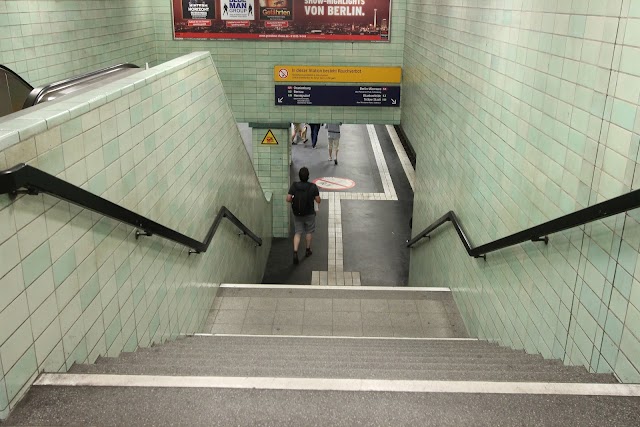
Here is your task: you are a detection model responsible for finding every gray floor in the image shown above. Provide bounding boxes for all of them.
[290,124,384,193]
[343,200,412,286]
[204,287,468,338]
[262,124,414,286]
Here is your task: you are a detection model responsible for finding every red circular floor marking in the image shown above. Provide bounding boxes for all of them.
[312,177,356,191]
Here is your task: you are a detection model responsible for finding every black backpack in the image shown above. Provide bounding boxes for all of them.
[292,182,312,216]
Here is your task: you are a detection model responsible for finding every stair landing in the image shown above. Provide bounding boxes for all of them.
[204,284,468,338]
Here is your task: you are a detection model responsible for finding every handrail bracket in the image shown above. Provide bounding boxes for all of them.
[136,230,153,239]
[531,236,549,245]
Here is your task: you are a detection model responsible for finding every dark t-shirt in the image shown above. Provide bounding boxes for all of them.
[288,181,319,216]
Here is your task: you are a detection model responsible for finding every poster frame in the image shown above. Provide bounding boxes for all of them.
[171,0,393,42]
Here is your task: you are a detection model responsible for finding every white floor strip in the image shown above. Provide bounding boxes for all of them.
[34,374,640,397]
[199,334,476,341]
[367,124,398,200]
[386,124,415,191]
[220,284,451,291]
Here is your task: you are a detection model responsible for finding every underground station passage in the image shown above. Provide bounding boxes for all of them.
[0,0,640,425]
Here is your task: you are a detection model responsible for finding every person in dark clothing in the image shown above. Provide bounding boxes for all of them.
[309,123,321,149]
[286,167,321,264]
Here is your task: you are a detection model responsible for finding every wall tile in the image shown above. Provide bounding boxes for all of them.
[0,52,273,419]
[405,0,640,382]
[0,1,157,89]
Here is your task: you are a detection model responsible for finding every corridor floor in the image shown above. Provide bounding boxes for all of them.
[262,124,415,286]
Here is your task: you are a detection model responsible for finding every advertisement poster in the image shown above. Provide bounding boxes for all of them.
[172,0,391,41]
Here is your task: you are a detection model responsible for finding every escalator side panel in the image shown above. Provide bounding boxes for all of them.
[0,65,33,117]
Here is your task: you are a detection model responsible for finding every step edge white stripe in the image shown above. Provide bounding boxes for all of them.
[219,284,451,292]
[193,333,477,341]
[33,374,640,397]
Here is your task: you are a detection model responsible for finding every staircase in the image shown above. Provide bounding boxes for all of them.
[3,285,640,426]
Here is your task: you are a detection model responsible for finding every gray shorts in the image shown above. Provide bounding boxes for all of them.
[294,214,316,235]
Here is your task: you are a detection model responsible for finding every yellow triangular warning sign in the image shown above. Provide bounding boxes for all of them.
[261,129,278,145]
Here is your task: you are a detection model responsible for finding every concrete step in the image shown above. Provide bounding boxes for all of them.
[216,285,456,302]
[132,348,556,365]
[113,348,557,366]
[6,385,637,426]
[67,363,617,383]
[92,356,589,376]
[165,336,499,348]
[146,341,536,355]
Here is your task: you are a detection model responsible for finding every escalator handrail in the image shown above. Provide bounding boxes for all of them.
[407,189,640,259]
[0,163,262,253]
[23,63,139,108]
[0,64,34,91]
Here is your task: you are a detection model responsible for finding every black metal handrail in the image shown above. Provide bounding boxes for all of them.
[23,63,139,108]
[407,189,640,259]
[0,163,262,253]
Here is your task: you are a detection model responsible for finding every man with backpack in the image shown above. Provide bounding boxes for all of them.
[286,167,321,265]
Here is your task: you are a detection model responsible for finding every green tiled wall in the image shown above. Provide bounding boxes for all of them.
[0,52,272,418]
[0,0,157,87]
[252,127,290,237]
[404,0,640,382]
[151,0,404,124]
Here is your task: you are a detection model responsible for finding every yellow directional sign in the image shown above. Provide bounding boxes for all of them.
[261,129,278,145]
[274,65,402,83]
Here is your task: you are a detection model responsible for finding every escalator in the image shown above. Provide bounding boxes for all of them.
[0,63,141,118]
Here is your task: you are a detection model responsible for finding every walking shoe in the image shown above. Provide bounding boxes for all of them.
[312,145,317,149]
[335,159,338,165]
[328,157,332,161]
[303,139,308,143]
[292,141,298,145]
[293,251,299,265]
[306,248,312,257]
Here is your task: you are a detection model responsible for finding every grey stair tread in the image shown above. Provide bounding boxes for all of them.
[165,336,504,347]
[95,358,561,372]
[101,352,557,366]
[158,343,541,356]
[217,287,457,301]
[130,350,555,364]
[67,363,616,383]
[6,386,637,426]
[91,359,596,378]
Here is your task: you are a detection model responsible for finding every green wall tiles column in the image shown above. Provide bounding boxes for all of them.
[0,52,273,417]
[403,0,640,382]
[252,127,290,237]
[150,0,405,125]
[0,1,158,87]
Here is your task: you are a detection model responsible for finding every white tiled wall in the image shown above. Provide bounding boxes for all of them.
[0,52,272,418]
[0,0,157,87]
[404,0,640,383]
